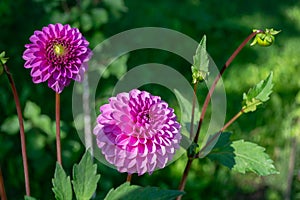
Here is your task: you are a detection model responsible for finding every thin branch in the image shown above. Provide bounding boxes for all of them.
[0,167,7,200]
[193,30,263,144]
[196,110,243,158]
[2,63,30,196]
[126,174,132,183]
[83,74,93,155]
[285,137,297,200]
[189,83,198,139]
[56,93,62,165]
[177,30,263,194]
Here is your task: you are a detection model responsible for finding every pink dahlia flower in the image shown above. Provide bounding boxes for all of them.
[22,23,91,93]
[93,89,181,175]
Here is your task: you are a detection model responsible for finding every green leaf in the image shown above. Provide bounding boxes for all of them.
[80,13,93,32]
[174,89,200,149]
[91,8,108,28]
[207,132,235,168]
[103,0,127,14]
[72,151,100,200]
[242,72,273,113]
[1,115,31,135]
[207,137,279,176]
[105,54,128,79]
[1,116,21,135]
[24,196,38,200]
[104,182,184,200]
[191,35,209,83]
[24,101,41,119]
[207,134,278,175]
[232,140,278,175]
[52,163,72,200]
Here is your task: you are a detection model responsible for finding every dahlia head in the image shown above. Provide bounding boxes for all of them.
[22,23,91,93]
[93,89,182,175]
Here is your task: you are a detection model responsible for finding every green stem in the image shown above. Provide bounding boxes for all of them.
[56,93,62,165]
[189,83,199,139]
[2,63,30,196]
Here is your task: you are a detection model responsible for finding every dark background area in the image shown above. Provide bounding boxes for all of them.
[0,0,300,199]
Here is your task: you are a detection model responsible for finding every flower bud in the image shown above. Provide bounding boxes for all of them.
[250,28,281,47]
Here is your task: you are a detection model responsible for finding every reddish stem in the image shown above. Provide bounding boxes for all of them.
[0,167,7,200]
[3,63,30,196]
[194,30,262,144]
[126,174,132,183]
[177,30,263,195]
[56,93,62,165]
[196,110,243,158]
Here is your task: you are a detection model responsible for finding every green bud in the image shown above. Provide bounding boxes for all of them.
[192,66,209,84]
[0,51,9,65]
[250,28,281,47]
[0,51,8,76]
[187,142,200,158]
[191,35,210,84]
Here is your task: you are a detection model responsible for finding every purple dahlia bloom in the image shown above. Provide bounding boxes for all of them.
[22,23,91,93]
[93,89,182,175]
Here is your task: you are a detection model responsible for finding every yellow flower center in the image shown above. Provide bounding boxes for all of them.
[53,43,66,56]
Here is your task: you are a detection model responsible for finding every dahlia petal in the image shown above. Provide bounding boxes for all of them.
[23,49,34,60]
[157,155,168,167]
[157,145,166,155]
[115,135,129,145]
[137,143,148,156]
[146,140,156,153]
[30,67,42,77]
[32,76,43,83]
[24,60,33,69]
[128,136,139,146]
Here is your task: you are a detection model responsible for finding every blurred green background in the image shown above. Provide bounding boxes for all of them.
[1,0,300,199]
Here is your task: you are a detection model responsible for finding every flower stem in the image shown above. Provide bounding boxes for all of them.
[126,174,132,183]
[220,110,243,132]
[2,63,30,196]
[193,30,263,145]
[0,167,7,200]
[177,158,192,192]
[55,93,62,165]
[177,30,263,195]
[190,83,199,139]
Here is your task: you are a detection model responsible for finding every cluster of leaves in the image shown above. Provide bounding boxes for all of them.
[26,151,183,200]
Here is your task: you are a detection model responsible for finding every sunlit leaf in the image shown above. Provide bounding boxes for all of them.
[232,140,279,175]
[52,163,72,200]
[191,35,209,83]
[24,196,38,200]
[104,182,184,200]
[72,151,100,200]
[207,134,278,175]
[24,101,41,119]
[242,72,273,113]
